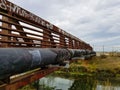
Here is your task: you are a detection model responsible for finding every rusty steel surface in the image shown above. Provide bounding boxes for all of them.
[0,0,92,50]
[0,67,59,90]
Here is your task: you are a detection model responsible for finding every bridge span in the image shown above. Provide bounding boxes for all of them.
[0,0,95,89]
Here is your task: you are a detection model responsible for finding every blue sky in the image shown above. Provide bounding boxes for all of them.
[9,0,120,52]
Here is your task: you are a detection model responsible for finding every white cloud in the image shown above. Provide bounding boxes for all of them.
[90,36,120,43]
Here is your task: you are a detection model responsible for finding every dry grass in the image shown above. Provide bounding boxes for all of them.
[89,56,120,70]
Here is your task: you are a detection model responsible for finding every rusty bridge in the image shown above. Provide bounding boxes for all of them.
[0,0,94,90]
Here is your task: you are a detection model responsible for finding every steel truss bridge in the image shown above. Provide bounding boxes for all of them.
[0,0,94,90]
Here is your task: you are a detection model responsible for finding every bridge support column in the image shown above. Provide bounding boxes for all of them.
[60,35,66,48]
[1,16,11,47]
[42,29,56,48]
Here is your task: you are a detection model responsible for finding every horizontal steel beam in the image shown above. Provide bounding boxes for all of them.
[0,0,81,41]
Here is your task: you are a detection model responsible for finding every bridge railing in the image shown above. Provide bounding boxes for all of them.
[0,0,92,50]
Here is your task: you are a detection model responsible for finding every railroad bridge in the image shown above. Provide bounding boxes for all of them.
[0,0,95,90]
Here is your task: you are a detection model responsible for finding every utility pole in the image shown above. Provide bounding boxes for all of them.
[112,47,114,56]
[103,45,104,55]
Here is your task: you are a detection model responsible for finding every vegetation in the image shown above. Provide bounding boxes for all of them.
[54,55,120,78]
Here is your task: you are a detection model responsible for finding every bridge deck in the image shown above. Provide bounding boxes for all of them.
[0,67,59,90]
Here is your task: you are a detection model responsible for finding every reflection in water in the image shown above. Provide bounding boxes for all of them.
[69,77,97,90]
[39,77,74,90]
[69,77,120,90]
[39,76,120,90]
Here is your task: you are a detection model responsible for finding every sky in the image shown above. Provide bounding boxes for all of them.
[9,0,120,52]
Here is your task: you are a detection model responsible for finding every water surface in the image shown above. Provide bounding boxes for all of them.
[39,76,120,90]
